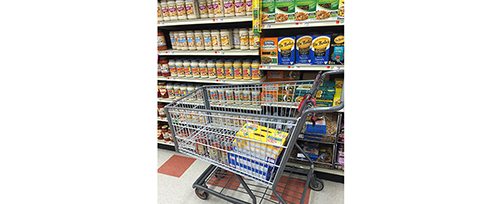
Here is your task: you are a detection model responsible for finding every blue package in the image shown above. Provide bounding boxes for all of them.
[310,34,331,65]
[278,36,295,65]
[295,35,313,64]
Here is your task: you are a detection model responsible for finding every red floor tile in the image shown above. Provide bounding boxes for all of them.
[158,155,196,178]
[207,171,241,190]
[270,175,311,204]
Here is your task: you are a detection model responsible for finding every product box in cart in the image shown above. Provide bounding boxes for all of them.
[228,123,289,181]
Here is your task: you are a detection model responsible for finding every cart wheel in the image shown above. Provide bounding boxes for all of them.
[195,188,209,200]
[309,177,324,191]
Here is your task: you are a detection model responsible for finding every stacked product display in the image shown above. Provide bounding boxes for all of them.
[262,0,343,23]
[260,32,344,65]
[158,58,261,80]
[158,0,253,23]
[166,28,259,51]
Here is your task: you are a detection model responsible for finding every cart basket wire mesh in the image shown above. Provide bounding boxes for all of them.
[165,70,344,191]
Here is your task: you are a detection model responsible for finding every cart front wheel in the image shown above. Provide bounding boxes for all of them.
[195,188,209,200]
[309,177,324,191]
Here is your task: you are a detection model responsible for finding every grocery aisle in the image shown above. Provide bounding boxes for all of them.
[158,149,344,204]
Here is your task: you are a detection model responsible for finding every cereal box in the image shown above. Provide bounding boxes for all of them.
[277,36,295,65]
[275,0,295,23]
[295,35,313,64]
[261,0,276,23]
[329,32,344,65]
[260,37,278,65]
[295,0,317,21]
[315,0,338,20]
[310,34,331,64]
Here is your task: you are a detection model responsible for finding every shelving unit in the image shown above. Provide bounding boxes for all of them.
[158,16,252,27]
[157,1,344,181]
[260,64,344,71]
[159,49,259,56]
[158,77,261,84]
[262,19,344,29]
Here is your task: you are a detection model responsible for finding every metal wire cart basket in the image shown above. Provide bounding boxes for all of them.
[165,70,344,204]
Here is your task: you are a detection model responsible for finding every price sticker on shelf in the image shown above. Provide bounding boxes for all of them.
[326,66,332,69]
[288,65,292,69]
[214,18,224,22]
[165,50,173,54]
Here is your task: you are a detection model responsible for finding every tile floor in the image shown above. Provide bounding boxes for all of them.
[158,149,344,204]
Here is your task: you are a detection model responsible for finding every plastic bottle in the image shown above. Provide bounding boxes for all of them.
[168,60,177,77]
[207,0,215,18]
[212,0,224,17]
[183,60,192,77]
[224,60,234,79]
[251,60,260,80]
[185,0,198,19]
[199,60,208,78]
[239,28,249,50]
[207,60,216,78]
[245,0,252,16]
[167,0,178,20]
[220,29,232,50]
[158,31,167,51]
[223,0,235,17]
[169,32,177,50]
[186,30,196,50]
[175,60,185,77]
[248,28,256,49]
[159,1,166,23]
[202,30,212,50]
[234,0,245,16]
[216,60,225,79]
[210,29,221,50]
[251,89,260,104]
[194,30,204,50]
[191,60,200,78]
[232,28,240,49]
[242,60,251,80]
[160,58,170,77]
[172,31,180,50]
[177,31,188,50]
[198,0,209,18]
[166,83,174,98]
[233,60,243,79]
[180,84,188,97]
[176,0,187,20]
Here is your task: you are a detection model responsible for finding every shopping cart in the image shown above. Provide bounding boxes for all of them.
[164,70,344,204]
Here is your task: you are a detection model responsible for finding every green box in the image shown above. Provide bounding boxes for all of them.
[316,0,338,20]
[295,0,317,21]
[275,0,295,22]
[262,0,276,22]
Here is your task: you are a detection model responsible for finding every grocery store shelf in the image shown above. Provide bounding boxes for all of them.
[286,162,344,176]
[158,118,168,122]
[262,19,344,29]
[157,139,174,146]
[158,16,252,27]
[259,64,344,71]
[158,98,174,103]
[298,136,336,145]
[158,77,261,84]
[158,49,259,56]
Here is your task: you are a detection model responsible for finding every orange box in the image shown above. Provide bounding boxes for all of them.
[260,37,278,65]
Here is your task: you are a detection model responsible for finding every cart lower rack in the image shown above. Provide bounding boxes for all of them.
[165,70,344,203]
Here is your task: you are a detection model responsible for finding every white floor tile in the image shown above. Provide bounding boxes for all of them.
[158,149,344,204]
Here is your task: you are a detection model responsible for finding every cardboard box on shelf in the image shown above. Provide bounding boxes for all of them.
[295,0,317,21]
[311,34,331,64]
[260,37,279,65]
[278,36,296,65]
[275,0,295,22]
[315,0,339,20]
